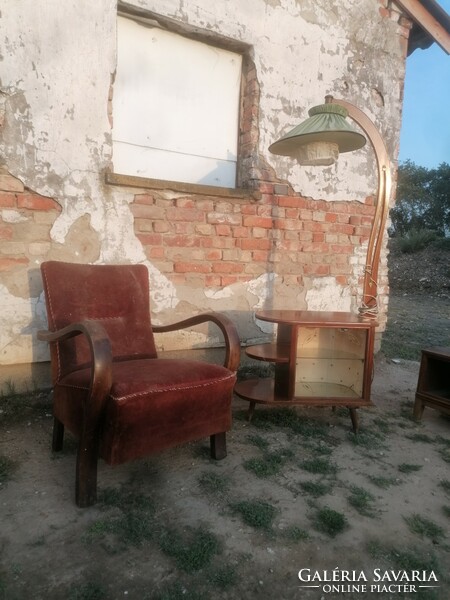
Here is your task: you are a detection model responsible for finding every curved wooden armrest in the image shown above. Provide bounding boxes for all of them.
[38,320,113,419]
[152,312,241,372]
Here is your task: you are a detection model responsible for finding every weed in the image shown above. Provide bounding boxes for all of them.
[208,564,238,589]
[69,582,106,600]
[405,432,434,443]
[404,514,445,542]
[300,480,332,498]
[436,435,450,448]
[300,457,337,475]
[283,525,309,542]
[244,453,283,478]
[0,389,52,425]
[249,408,330,440]
[85,487,156,548]
[372,417,392,434]
[230,499,277,530]
[313,507,347,538]
[198,471,230,495]
[367,539,441,576]
[347,430,384,451]
[439,480,450,494]
[246,433,269,450]
[438,446,450,463]
[155,582,205,600]
[348,486,377,517]
[368,475,400,489]
[0,456,16,485]
[159,527,220,573]
[244,448,293,478]
[398,463,422,473]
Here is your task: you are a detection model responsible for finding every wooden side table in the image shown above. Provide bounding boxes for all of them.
[234,310,377,431]
[414,347,450,420]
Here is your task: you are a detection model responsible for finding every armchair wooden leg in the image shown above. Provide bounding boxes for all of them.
[75,441,99,507]
[210,432,227,460]
[52,417,64,451]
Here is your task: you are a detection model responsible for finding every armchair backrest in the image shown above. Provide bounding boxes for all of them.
[41,261,157,381]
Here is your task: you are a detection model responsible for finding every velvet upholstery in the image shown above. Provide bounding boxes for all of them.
[39,261,240,506]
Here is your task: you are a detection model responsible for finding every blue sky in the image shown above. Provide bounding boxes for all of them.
[399,0,450,168]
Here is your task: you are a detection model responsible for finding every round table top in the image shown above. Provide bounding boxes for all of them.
[255,310,378,327]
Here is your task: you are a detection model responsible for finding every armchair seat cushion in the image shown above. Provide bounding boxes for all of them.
[55,359,236,465]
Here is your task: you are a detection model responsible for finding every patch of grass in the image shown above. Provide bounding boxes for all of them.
[438,446,450,464]
[198,471,230,495]
[367,539,441,576]
[249,408,330,440]
[159,527,220,573]
[155,582,205,600]
[85,487,156,548]
[368,475,400,489]
[313,507,348,538]
[405,432,435,443]
[0,389,52,425]
[246,433,269,450]
[300,480,332,498]
[283,525,309,542]
[244,448,293,478]
[347,430,384,451]
[439,480,450,494]
[300,457,337,476]
[398,463,423,474]
[372,417,392,434]
[230,499,277,530]
[436,435,450,448]
[348,486,377,517]
[404,514,445,542]
[208,564,238,589]
[0,456,16,485]
[69,582,106,600]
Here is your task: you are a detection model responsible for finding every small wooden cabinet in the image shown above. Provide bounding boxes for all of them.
[414,347,450,420]
[234,310,377,431]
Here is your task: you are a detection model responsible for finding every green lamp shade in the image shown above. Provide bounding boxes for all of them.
[269,103,366,161]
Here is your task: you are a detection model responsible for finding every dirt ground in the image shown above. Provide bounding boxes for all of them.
[1,244,449,600]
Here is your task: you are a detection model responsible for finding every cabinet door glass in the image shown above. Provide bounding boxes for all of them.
[294,327,367,399]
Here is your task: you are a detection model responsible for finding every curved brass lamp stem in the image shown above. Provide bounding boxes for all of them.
[329,96,392,319]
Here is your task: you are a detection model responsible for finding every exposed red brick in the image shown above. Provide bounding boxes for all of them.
[215,224,232,236]
[174,262,211,274]
[0,257,29,271]
[0,193,16,208]
[133,194,154,205]
[0,225,14,240]
[212,262,244,274]
[16,193,60,211]
[136,233,163,246]
[240,238,271,250]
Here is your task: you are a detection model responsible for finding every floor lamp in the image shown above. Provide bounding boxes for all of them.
[269,95,392,319]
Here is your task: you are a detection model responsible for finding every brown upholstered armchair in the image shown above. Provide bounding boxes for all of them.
[38,261,240,507]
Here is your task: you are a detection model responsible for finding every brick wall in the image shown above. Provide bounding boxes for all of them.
[0,174,60,278]
[131,186,378,304]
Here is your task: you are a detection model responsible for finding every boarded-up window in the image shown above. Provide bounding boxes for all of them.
[113,16,243,188]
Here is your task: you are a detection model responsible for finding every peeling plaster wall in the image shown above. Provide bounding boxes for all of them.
[0,0,407,365]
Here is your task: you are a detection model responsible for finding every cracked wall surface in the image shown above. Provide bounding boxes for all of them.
[0,0,408,365]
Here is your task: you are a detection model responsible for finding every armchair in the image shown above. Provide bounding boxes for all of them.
[38,261,240,507]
